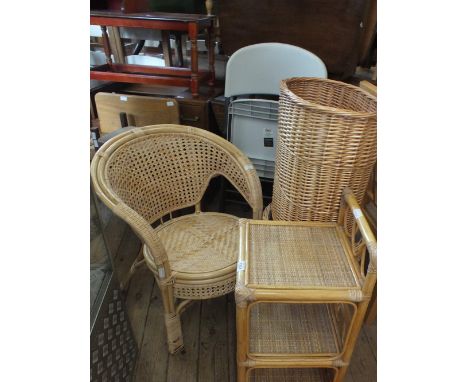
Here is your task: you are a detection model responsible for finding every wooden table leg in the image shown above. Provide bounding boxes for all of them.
[175,32,184,67]
[161,30,173,67]
[188,23,199,97]
[108,27,125,64]
[100,25,113,66]
[206,25,215,86]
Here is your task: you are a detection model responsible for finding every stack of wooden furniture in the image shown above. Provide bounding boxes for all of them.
[235,189,377,382]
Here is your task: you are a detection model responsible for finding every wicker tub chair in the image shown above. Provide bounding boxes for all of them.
[90,124,263,354]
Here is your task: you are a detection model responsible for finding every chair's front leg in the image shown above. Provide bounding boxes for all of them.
[158,277,184,354]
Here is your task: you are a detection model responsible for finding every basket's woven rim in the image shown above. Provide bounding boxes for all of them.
[280,77,377,117]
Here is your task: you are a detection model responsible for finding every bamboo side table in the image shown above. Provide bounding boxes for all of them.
[90,11,216,97]
[235,189,377,382]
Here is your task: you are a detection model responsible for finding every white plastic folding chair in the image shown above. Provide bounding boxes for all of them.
[224,43,327,178]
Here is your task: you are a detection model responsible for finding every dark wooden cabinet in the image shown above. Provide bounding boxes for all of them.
[215,0,374,78]
[91,0,151,13]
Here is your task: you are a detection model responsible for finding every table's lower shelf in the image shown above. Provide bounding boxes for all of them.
[249,367,335,382]
[249,303,354,358]
[90,63,213,96]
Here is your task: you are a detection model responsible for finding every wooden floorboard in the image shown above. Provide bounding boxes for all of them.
[126,274,377,382]
[226,293,237,382]
[103,213,127,260]
[346,323,377,382]
[126,268,155,347]
[198,296,229,382]
[166,301,201,382]
[132,281,169,382]
[113,226,141,288]
[364,323,377,360]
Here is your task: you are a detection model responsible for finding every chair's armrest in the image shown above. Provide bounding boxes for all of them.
[342,188,377,253]
[341,188,377,290]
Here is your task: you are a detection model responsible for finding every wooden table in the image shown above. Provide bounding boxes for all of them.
[90,11,216,97]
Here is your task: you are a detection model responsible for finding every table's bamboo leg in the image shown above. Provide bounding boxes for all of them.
[236,304,248,382]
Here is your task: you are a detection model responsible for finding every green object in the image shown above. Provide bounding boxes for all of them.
[149,0,205,14]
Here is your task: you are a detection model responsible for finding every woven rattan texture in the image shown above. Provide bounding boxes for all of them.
[156,213,239,274]
[174,276,237,299]
[249,368,334,382]
[272,77,377,222]
[106,132,254,224]
[249,303,339,354]
[248,224,358,288]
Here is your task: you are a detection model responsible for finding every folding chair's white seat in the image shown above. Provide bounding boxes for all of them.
[225,43,327,97]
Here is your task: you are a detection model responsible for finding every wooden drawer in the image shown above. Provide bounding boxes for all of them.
[178,100,208,130]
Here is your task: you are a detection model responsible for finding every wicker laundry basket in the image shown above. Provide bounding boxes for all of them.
[271,77,377,223]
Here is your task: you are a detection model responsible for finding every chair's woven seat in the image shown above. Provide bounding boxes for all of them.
[248,224,360,289]
[144,212,239,279]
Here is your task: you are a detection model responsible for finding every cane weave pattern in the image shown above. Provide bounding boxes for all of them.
[105,132,255,224]
[248,224,358,288]
[272,77,377,223]
[174,276,237,299]
[249,303,339,355]
[156,213,239,274]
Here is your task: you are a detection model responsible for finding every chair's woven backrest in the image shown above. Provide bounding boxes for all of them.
[98,125,262,224]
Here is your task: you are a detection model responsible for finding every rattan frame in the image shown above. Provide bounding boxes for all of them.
[91,124,263,354]
[235,189,377,382]
[246,366,338,382]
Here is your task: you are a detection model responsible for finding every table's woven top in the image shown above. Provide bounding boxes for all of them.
[245,222,359,289]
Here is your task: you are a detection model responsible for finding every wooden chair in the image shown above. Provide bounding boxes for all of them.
[90,124,263,354]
